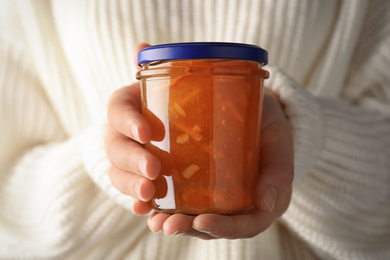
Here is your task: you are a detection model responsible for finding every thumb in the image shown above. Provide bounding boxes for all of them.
[256,92,294,212]
[134,43,151,71]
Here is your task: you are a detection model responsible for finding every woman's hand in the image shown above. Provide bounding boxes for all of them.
[105,43,294,239]
[105,43,160,215]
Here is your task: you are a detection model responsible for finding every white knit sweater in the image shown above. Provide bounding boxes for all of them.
[1,0,389,259]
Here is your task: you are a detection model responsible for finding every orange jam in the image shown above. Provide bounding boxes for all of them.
[136,43,269,214]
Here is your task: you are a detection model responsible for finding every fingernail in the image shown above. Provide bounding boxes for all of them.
[139,159,160,180]
[131,124,139,141]
[138,159,147,176]
[134,181,142,199]
[263,186,278,212]
[172,230,185,236]
[192,226,214,234]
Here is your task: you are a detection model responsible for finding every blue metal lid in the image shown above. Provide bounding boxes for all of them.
[137,42,268,65]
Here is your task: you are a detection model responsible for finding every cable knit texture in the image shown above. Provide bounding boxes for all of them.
[1,0,389,259]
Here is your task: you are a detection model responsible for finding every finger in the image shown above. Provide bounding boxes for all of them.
[161,214,195,235]
[132,199,153,216]
[147,212,170,232]
[107,84,152,144]
[192,212,273,239]
[163,214,215,239]
[148,213,215,240]
[105,124,160,179]
[134,43,150,71]
[108,165,155,202]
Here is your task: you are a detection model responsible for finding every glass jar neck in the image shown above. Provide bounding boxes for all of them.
[136,59,269,80]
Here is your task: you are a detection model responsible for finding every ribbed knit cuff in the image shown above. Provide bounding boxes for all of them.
[268,68,390,259]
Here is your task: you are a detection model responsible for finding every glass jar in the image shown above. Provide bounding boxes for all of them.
[136,42,269,215]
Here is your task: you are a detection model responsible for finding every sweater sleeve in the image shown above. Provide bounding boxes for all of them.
[0,7,137,259]
[266,66,390,259]
[267,2,390,258]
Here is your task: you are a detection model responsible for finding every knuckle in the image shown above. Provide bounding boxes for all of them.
[123,151,137,172]
[107,89,122,116]
[125,179,135,196]
[104,140,117,165]
[281,166,294,186]
[107,166,117,185]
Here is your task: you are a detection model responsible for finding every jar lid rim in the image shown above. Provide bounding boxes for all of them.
[137,42,268,66]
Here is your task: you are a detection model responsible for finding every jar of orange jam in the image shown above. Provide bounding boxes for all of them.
[136,42,269,215]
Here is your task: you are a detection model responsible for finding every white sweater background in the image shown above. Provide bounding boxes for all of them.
[1,0,390,259]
